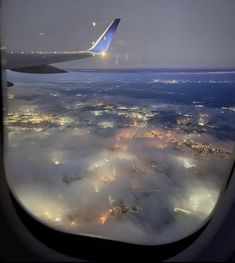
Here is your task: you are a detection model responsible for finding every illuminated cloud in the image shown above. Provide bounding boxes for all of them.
[4,70,235,244]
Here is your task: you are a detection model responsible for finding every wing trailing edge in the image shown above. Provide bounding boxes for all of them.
[11,65,67,74]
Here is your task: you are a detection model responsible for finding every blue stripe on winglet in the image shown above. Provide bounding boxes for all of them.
[89,19,121,53]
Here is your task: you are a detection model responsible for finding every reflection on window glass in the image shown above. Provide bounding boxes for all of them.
[3,0,235,245]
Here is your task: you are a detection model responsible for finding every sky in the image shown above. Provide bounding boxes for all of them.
[2,0,235,69]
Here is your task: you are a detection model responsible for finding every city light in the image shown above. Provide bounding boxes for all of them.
[5,68,234,245]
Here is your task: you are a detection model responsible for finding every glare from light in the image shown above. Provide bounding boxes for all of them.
[198,122,205,126]
[99,211,110,224]
[176,156,196,169]
[54,160,60,165]
[174,207,192,215]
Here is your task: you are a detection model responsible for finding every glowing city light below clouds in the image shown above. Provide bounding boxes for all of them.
[176,156,196,169]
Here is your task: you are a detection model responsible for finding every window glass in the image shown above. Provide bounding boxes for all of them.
[3,0,235,245]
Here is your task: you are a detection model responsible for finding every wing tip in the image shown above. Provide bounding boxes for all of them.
[89,18,121,53]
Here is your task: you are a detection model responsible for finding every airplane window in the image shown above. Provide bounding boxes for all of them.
[2,0,235,245]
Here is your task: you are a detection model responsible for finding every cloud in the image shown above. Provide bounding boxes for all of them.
[4,70,235,245]
[5,123,232,244]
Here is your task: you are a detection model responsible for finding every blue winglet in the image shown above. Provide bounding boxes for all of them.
[89,19,121,53]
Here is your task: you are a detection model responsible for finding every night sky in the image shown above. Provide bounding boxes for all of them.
[2,0,235,68]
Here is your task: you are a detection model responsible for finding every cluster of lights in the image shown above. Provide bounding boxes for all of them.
[6,111,74,128]
[7,50,90,55]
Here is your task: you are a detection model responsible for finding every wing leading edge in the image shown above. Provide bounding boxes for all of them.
[6,19,121,73]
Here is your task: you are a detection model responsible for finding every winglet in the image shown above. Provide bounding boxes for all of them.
[88,19,121,53]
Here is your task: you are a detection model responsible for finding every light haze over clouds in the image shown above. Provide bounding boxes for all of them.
[5,70,234,244]
[2,0,235,68]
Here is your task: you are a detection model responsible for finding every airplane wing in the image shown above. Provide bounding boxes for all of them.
[5,19,120,74]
